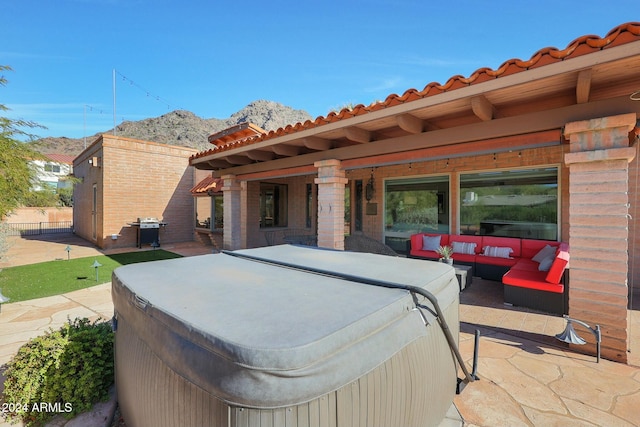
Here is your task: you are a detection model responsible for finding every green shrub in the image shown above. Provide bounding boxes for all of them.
[1,317,114,426]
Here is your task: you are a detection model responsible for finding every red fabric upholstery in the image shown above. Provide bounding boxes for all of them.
[409,233,570,304]
[502,268,564,293]
[409,233,449,259]
[448,235,482,263]
[480,236,522,258]
[545,243,569,284]
[521,239,560,259]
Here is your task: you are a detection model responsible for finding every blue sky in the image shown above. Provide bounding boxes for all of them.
[2,0,637,140]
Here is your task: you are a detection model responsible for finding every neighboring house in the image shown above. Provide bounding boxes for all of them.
[73,134,198,250]
[190,22,640,363]
[31,153,75,191]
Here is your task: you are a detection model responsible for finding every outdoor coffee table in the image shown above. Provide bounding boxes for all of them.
[453,264,473,291]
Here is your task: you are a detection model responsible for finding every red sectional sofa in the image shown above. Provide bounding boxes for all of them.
[409,233,569,314]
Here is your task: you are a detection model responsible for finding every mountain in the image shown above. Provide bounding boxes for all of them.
[28,100,313,156]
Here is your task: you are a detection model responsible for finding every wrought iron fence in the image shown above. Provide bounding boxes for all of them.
[4,221,73,236]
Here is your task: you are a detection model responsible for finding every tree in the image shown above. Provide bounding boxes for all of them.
[0,65,45,219]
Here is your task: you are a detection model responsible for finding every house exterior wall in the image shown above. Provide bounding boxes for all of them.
[236,134,571,254]
[243,175,316,249]
[73,141,104,245]
[337,141,570,245]
[73,135,197,250]
[30,159,73,191]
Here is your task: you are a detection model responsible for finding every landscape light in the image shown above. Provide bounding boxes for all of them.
[556,315,601,363]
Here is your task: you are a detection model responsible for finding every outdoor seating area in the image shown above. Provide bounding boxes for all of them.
[409,233,570,314]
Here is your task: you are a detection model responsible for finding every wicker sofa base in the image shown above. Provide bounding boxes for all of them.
[504,284,567,315]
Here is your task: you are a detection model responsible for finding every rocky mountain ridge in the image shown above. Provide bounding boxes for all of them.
[29,100,313,156]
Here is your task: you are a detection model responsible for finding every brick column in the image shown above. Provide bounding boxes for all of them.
[314,159,348,250]
[222,174,242,250]
[564,113,637,363]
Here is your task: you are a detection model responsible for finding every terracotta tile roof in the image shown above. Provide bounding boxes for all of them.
[191,175,223,194]
[45,153,76,164]
[208,122,266,146]
[190,21,640,162]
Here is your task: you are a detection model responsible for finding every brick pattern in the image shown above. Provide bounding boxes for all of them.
[315,160,348,250]
[564,113,637,363]
[5,207,73,224]
[73,135,197,250]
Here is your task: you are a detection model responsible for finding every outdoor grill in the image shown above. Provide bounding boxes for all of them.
[129,217,166,248]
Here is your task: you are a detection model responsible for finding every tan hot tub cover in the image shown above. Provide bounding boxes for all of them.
[112,245,461,427]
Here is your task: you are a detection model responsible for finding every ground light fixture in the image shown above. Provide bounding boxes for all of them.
[0,289,9,313]
[65,245,72,260]
[91,259,102,282]
[556,315,601,363]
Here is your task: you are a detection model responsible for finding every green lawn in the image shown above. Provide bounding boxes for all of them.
[0,250,183,303]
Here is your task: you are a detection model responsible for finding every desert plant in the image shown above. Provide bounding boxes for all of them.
[1,317,114,426]
[436,245,453,260]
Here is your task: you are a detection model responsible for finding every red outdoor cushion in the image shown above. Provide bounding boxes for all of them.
[545,244,569,284]
[521,239,560,259]
[481,236,522,258]
[502,268,564,293]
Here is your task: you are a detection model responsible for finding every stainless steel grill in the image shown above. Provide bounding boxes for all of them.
[130,218,166,248]
[138,217,161,229]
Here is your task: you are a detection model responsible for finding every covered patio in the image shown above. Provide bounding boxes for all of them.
[190,22,640,363]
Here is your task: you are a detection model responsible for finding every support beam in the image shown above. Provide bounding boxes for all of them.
[397,113,424,134]
[471,95,496,121]
[225,155,254,165]
[303,136,333,151]
[271,144,301,157]
[246,150,275,161]
[344,126,372,143]
[576,69,592,104]
[205,159,232,169]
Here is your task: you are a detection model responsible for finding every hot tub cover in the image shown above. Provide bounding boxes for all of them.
[112,245,458,408]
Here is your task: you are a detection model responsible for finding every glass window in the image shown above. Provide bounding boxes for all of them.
[460,167,558,240]
[306,184,313,228]
[385,176,450,235]
[212,195,223,230]
[44,163,61,173]
[344,185,351,235]
[195,195,223,231]
[260,183,288,228]
[354,180,363,232]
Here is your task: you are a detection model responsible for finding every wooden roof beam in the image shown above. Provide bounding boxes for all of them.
[471,95,496,121]
[271,144,301,157]
[396,113,424,133]
[576,68,592,104]
[225,155,254,165]
[246,150,275,161]
[205,159,232,169]
[344,126,372,143]
[303,136,333,151]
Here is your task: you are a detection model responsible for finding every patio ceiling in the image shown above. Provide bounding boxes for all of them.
[190,22,640,177]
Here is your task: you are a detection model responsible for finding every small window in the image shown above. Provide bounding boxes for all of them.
[44,163,61,173]
[260,183,288,228]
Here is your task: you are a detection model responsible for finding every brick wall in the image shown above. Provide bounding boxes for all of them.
[564,113,637,363]
[4,207,73,224]
[73,135,197,250]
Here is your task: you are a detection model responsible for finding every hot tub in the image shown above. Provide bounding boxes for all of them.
[112,245,463,427]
